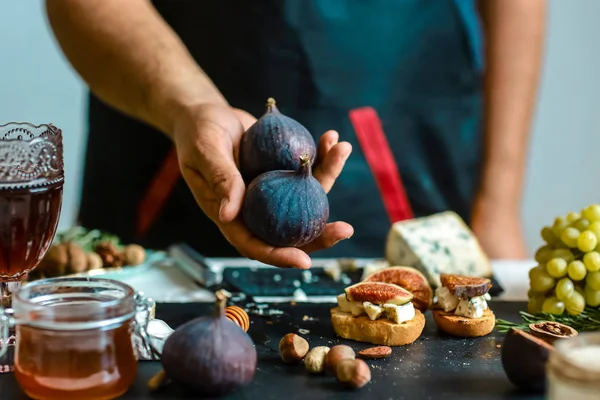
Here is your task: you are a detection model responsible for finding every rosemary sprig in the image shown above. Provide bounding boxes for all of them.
[55,226,123,252]
[496,307,600,333]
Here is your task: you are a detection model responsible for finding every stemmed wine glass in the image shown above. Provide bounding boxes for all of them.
[0,122,64,372]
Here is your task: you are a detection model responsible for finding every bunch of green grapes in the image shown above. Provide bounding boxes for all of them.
[529,203,600,316]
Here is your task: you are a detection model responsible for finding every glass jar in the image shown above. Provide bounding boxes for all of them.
[547,332,600,400]
[0,277,155,400]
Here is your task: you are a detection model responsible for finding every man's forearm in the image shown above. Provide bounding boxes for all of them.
[45,0,226,136]
[476,0,547,210]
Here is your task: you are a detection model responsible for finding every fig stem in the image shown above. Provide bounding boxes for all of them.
[265,97,279,113]
[298,154,311,177]
[214,289,229,317]
[148,369,169,391]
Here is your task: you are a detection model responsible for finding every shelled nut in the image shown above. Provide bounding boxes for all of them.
[336,358,371,389]
[279,333,309,363]
[304,346,330,374]
[324,345,355,375]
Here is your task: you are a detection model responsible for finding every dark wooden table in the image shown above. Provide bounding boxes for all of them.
[0,301,544,399]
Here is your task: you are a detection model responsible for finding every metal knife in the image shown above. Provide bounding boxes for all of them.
[167,243,220,288]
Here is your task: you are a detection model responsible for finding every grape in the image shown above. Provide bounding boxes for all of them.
[585,285,600,307]
[583,252,600,272]
[535,246,554,263]
[578,230,598,252]
[567,212,581,223]
[542,297,565,315]
[567,260,587,281]
[561,227,580,248]
[529,265,547,279]
[556,277,575,301]
[541,227,559,246]
[555,241,569,249]
[583,204,600,222]
[552,248,575,263]
[546,258,567,278]
[588,222,600,240]
[587,271,600,291]
[573,218,591,232]
[530,270,556,292]
[552,217,569,237]
[575,285,585,296]
[528,296,544,314]
[565,291,585,316]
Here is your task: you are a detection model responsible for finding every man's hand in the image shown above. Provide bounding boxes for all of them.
[172,103,354,269]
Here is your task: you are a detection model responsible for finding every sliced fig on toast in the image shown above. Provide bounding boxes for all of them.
[363,266,433,311]
[344,282,413,305]
[440,273,492,299]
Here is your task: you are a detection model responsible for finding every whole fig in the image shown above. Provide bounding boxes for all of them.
[239,97,317,183]
[242,154,329,247]
[160,291,257,396]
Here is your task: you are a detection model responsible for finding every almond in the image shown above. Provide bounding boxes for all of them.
[357,346,392,359]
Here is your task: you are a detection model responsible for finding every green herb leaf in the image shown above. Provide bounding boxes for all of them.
[496,307,600,333]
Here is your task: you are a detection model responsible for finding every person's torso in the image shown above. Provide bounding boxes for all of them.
[80,0,485,258]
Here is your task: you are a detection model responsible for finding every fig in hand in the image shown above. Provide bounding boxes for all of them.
[239,97,317,183]
[159,290,257,396]
[242,153,329,248]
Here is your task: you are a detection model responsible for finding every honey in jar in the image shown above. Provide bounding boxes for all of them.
[8,277,146,400]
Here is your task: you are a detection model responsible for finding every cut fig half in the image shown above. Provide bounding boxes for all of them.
[344,282,413,305]
[440,273,492,299]
[363,266,433,311]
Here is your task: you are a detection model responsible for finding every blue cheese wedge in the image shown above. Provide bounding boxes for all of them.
[363,302,384,320]
[350,302,365,316]
[382,303,416,324]
[434,286,490,319]
[454,296,488,319]
[385,211,492,287]
[336,294,415,324]
[337,293,352,313]
[435,287,459,312]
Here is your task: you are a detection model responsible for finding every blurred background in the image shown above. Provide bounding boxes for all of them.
[0,1,598,256]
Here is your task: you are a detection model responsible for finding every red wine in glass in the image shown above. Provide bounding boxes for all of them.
[0,182,63,280]
[0,122,64,373]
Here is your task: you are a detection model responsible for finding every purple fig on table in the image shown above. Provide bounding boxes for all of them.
[159,291,257,396]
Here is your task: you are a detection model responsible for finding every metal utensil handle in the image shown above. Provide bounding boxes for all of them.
[0,308,13,358]
[133,291,161,359]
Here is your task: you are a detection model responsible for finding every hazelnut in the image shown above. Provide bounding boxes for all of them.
[123,244,146,265]
[279,333,309,363]
[87,252,103,270]
[336,358,371,389]
[304,346,330,374]
[324,344,355,375]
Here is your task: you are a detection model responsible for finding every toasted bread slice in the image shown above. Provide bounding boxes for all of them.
[432,308,495,337]
[330,307,425,346]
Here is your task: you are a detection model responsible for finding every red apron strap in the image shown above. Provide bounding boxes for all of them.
[135,147,181,239]
[349,107,414,223]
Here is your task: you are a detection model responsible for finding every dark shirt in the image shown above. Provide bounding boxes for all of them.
[79,0,484,258]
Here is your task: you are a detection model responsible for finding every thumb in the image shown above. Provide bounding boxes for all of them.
[203,151,246,223]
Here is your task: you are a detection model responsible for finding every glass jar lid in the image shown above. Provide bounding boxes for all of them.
[12,277,137,331]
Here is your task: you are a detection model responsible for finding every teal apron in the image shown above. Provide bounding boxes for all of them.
[78,0,484,258]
